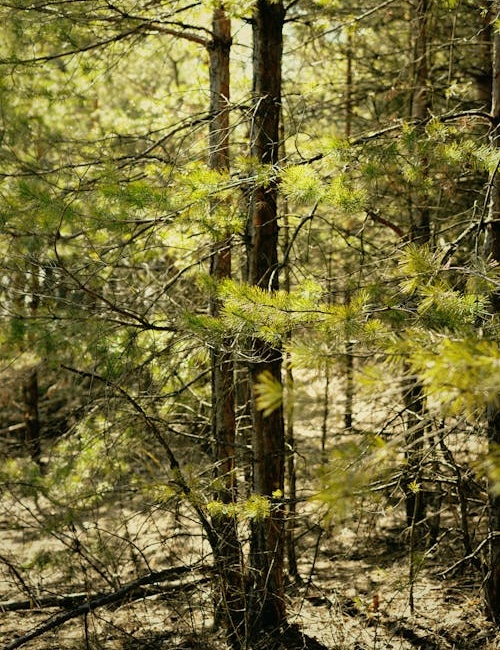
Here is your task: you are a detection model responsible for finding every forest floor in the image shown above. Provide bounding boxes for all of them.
[1,494,499,650]
[1,375,500,649]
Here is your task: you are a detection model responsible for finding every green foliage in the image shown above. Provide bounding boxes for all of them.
[398,245,439,296]
[0,457,44,498]
[145,482,179,504]
[281,164,324,204]
[46,424,130,506]
[255,370,283,416]
[244,493,272,520]
[100,179,172,213]
[207,0,260,19]
[470,144,500,174]
[0,1,499,640]
[313,435,396,519]
[207,493,273,521]
[416,283,486,331]
[215,279,322,344]
[207,499,239,519]
[171,163,244,237]
[395,244,489,332]
[0,419,135,536]
[408,338,500,415]
[212,279,389,360]
[8,318,27,345]
[378,243,496,417]
[281,162,366,213]
[324,174,366,212]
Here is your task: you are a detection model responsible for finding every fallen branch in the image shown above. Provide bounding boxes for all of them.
[0,563,201,613]
[440,531,500,578]
[1,564,208,650]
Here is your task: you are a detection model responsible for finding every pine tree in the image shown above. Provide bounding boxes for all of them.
[484,0,500,624]
[207,5,245,647]
[247,0,287,640]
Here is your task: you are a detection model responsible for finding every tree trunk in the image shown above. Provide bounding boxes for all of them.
[478,0,494,107]
[23,368,41,465]
[23,258,42,466]
[279,115,299,583]
[484,0,500,624]
[409,0,431,243]
[344,44,355,432]
[208,8,245,647]
[402,378,426,528]
[403,0,431,531]
[247,0,286,639]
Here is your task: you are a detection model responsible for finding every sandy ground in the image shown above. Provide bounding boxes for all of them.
[1,375,500,649]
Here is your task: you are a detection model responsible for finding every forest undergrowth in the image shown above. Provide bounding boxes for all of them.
[1,374,499,650]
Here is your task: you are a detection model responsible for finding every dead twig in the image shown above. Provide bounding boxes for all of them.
[1,564,207,650]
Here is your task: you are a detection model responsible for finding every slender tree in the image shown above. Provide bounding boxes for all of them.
[22,257,42,466]
[402,0,432,532]
[484,0,500,624]
[207,5,245,647]
[247,0,287,639]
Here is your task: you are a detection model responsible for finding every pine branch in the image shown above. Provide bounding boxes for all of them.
[367,210,405,239]
[60,365,218,552]
[53,237,178,333]
[274,202,319,280]
[0,5,212,66]
[298,109,496,166]
[440,532,500,578]
[0,23,150,65]
[146,21,209,47]
[0,554,40,608]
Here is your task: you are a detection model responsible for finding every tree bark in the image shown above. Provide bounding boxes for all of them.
[22,259,42,466]
[484,0,500,624]
[279,115,299,582]
[23,368,41,465]
[478,0,494,107]
[410,0,431,244]
[208,7,245,647]
[403,0,431,533]
[247,0,286,639]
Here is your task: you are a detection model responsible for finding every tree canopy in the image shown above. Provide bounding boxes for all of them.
[1,1,500,649]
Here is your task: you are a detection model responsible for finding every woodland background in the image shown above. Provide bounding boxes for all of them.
[1,1,500,649]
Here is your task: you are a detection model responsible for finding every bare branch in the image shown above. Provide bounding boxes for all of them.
[59,365,218,551]
[0,23,150,65]
[1,564,208,650]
